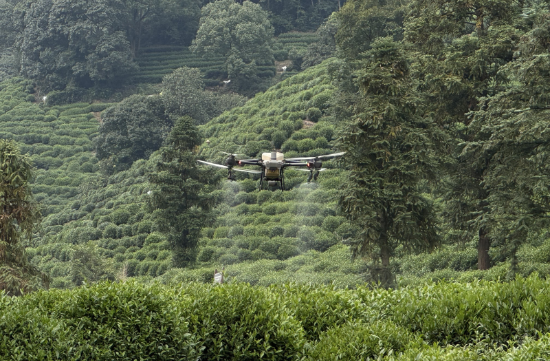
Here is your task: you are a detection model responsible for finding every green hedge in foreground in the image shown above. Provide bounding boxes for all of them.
[5,277,550,359]
[0,282,198,360]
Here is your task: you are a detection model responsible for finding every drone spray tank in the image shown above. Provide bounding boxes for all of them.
[262,151,285,188]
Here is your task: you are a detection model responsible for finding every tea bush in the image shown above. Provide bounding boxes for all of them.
[0,282,199,360]
[308,321,415,360]
[7,279,550,359]
[181,283,305,360]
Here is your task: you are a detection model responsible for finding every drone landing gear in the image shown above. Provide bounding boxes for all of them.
[307,170,320,183]
[227,168,236,181]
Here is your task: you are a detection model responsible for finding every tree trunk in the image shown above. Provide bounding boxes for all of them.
[475,7,484,35]
[380,235,390,267]
[478,227,491,270]
[374,213,394,288]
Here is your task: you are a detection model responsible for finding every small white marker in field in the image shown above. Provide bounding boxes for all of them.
[214,268,224,284]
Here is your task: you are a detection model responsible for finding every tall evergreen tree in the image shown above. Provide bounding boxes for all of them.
[339,38,440,287]
[0,140,47,296]
[465,2,550,273]
[404,0,524,269]
[148,116,219,267]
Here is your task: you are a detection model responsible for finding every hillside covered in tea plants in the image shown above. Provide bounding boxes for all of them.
[0,60,369,289]
[2,0,550,312]
[2,54,549,291]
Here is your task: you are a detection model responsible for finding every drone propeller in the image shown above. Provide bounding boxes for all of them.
[197,160,228,169]
[233,168,262,174]
[294,168,327,172]
[221,152,244,156]
[286,152,346,161]
[198,160,261,174]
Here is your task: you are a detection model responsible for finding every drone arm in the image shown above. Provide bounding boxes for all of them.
[238,160,260,166]
[283,162,309,167]
[197,160,228,169]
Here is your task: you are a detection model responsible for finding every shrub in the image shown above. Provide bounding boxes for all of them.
[256,190,272,204]
[198,247,216,262]
[272,131,287,148]
[322,216,343,232]
[284,224,300,238]
[218,253,239,265]
[308,321,415,361]
[0,282,199,360]
[237,249,253,261]
[213,226,230,239]
[256,226,271,237]
[309,232,338,252]
[103,224,119,239]
[201,227,215,238]
[234,191,256,205]
[144,232,166,246]
[282,139,298,152]
[306,107,322,122]
[277,244,300,260]
[111,209,131,225]
[259,239,281,255]
[182,283,305,361]
[278,284,369,341]
[77,227,102,242]
[137,220,153,234]
[263,203,278,215]
[228,225,244,238]
[235,238,250,249]
[270,226,285,238]
[157,250,171,261]
[251,249,276,260]
[243,226,256,237]
[297,227,315,244]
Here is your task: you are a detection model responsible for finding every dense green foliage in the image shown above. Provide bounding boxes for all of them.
[0,0,335,95]
[4,7,550,361]
[14,0,137,90]
[339,37,440,285]
[7,277,550,359]
[149,116,219,266]
[0,139,46,295]
[331,0,550,278]
[95,94,171,170]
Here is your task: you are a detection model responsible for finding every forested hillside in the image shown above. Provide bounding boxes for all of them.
[4,0,550,357]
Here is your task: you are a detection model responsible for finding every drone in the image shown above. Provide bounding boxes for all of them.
[197,151,345,190]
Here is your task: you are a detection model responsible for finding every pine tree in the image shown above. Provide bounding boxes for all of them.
[148,116,219,267]
[0,140,47,296]
[466,4,550,274]
[339,38,440,287]
[404,0,524,269]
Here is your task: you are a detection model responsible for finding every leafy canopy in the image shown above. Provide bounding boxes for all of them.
[148,116,220,267]
[0,139,46,296]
